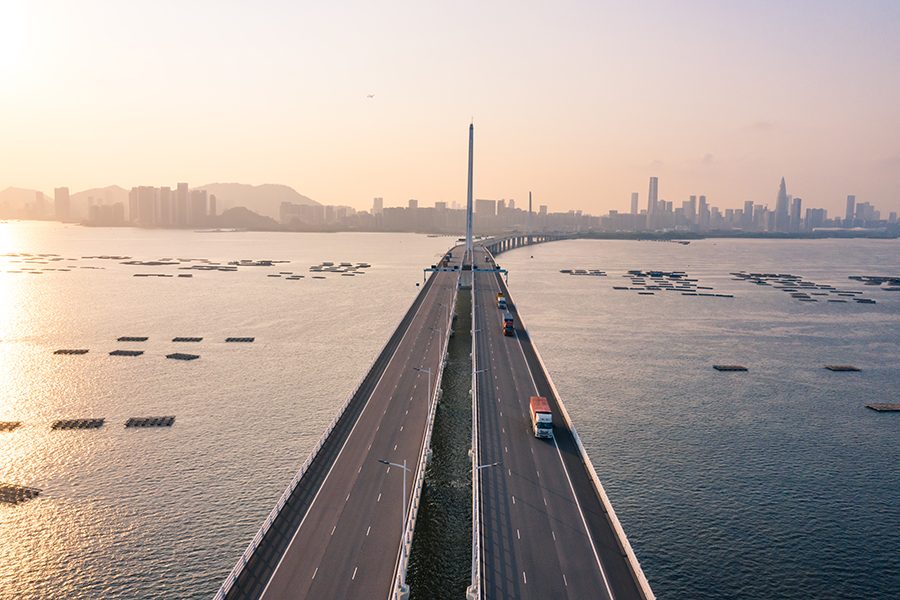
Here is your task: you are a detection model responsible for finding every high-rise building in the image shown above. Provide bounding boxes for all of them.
[686,195,697,226]
[372,197,383,215]
[630,192,639,215]
[497,199,506,215]
[508,199,516,211]
[743,201,754,227]
[647,177,658,215]
[475,199,496,216]
[790,197,802,231]
[54,187,70,221]
[135,186,158,226]
[775,177,790,232]
[175,183,189,226]
[209,194,217,217]
[698,195,709,230]
[845,195,856,226]
[434,201,447,211]
[158,187,173,226]
[408,199,418,210]
[189,189,208,226]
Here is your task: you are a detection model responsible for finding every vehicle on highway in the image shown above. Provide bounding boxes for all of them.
[496,292,507,309]
[502,310,514,336]
[529,396,553,438]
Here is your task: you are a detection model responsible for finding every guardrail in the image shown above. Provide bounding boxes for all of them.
[466,269,482,600]
[489,248,655,600]
[390,270,460,599]
[213,274,438,600]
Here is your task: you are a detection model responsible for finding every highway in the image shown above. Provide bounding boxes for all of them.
[240,254,458,599]
[473,246,647,600]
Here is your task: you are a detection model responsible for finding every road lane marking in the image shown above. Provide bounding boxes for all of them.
[377,493,382,502]
[511,324,616,599]
[346,493,351,502]
[563,573,568,586]
[517,528,520,539]
[523,571,527,584]
[259,274,438,598]
[331,525,336,536]
[312,567,318,579]
[552,530,556,541]
[352,567,358,580]
[512,496,516,505]
[366,526,371,536]
[394,444,398,451]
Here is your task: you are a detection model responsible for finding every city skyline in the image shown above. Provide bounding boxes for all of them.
[2,2,899,215]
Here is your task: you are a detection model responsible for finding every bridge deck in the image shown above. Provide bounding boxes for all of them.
[473,245,648,599]
[223,254,459,600]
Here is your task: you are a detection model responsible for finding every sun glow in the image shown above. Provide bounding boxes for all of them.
[0,3,28,79]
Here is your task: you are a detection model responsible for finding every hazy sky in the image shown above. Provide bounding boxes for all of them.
[2,0,899,214]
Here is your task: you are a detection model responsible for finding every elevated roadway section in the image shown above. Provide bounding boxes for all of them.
[471,244,653,599]
[217,250,461,600]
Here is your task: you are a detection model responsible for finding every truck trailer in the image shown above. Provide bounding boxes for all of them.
[502,311,514,336]
[529,396,553,438]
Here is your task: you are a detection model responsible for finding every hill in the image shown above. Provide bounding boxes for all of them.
[198,183,318,219]
[210,206,281,230]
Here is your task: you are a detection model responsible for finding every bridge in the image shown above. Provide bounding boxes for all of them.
[214,233,653,600]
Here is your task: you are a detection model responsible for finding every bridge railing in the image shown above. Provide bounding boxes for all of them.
[490,253,655,600]
[391,270,460,599]
[213,275,438,600]
[466,268,482,600]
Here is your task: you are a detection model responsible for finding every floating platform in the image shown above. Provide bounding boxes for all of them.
[825,365,861,372]
[0,483,41,505]
[166,353,199,361]
[125,416,175,428]
[225,337,255,343]
[54,349,88,355]
[172,337,202,342]
[51,418,105,430]
[866,403,900,412]
[117,336,148,342]
[109,350,144,357]
[0,421,22,431]
[713,365,748,371]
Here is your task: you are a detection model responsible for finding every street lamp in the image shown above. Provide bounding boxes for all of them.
[413,366,432,402]
[378,458,411,596]
[476,461,501,470]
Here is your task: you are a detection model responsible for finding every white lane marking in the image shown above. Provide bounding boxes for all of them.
[517,528,521,539]
[512,495,516,505]
[331,525,336,536]
[508,469,512,477]
[552,530,556,541]
[505,446,508,453]
[312,567,318,579]
[260,275,438,598]
[544,497,548,506]
[523,571,527,584]
[512,326,616,600]
[394,444,398,451]
[563,573,568,587]
[366,526,371,536]
[400,425,404,432]
[346,493,351,502]
[358,466,362,473]
[352,567,358,580]
[377,493,382,502]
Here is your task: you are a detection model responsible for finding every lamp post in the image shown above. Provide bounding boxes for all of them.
[378,458,411,597]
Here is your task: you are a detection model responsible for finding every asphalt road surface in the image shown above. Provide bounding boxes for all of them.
[473,246,646,600]
[258,255,460,599]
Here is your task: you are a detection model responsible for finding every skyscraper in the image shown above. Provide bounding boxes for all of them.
[647,177,658,215]
[372,197,383,215]
[175,183,189,226]
[54,187,70,221]
[630,192,638,215]
[845,195,856,226]
[775,177,790,232]
[790,197,802,232]
[189,189,208,226]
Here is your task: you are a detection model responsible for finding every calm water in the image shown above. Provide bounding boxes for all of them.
[501,238,900,600]
[0,222,453,599]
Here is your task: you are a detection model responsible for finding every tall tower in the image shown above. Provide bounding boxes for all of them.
[527,191,533,243]
[465,123,474,264]
[775,177,790,232]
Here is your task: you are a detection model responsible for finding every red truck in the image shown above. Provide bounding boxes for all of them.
[502,311,514,336]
